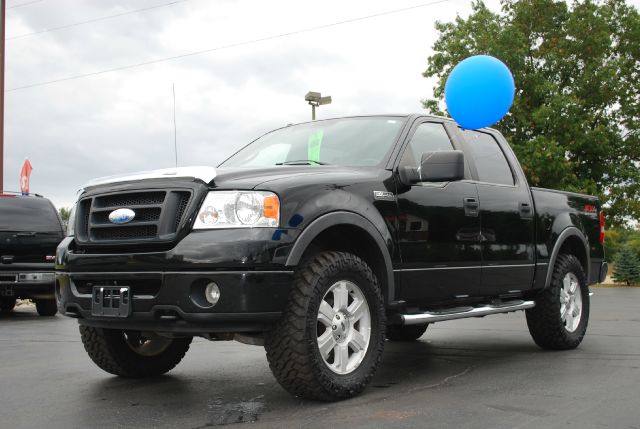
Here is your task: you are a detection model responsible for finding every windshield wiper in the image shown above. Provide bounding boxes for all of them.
[275,160,330,165]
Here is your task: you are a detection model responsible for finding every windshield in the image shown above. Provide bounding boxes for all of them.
[220,117,405,168]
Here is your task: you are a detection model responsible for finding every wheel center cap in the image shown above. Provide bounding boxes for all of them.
[331,312,350,343]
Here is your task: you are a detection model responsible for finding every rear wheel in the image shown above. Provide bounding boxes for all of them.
[0,298,16,312]
[35,298,58,316]
[526,254,589,350]
[265,251,386,401]
[386,324,428,342]
[79,326,192,377]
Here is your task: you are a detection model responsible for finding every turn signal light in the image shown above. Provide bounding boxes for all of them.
[263,195,280,220]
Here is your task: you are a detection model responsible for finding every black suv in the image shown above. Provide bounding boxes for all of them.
[57,115,606,400]
[1,193,64,316]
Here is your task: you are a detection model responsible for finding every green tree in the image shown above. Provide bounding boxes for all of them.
[627,228,640,256]
[422,0,640,226]
[612,245,640,285]
[604,226,640,261]
[604,227,623,262]
[58,207,71,223]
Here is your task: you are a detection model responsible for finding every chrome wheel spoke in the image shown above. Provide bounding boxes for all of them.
[350,330,367,352]
[318,300,335,327]
[317,280,371,375]
[348,298,366,322]
[333,282,349,311]
[334,343,349,373]
[570,280,578,294]
[564,309,574,329]
[560,272,583,333]
[318,331,336,359]
[560,304,568,321]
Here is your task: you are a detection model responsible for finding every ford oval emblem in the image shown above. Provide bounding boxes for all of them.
[108,208,136,224]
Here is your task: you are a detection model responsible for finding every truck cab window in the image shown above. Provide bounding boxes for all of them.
[400,122,453,168]
[462,130,515,186]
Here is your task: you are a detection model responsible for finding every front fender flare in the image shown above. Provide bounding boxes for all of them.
[285,211,395,303]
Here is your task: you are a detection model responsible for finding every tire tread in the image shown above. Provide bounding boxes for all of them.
[526,254,589,350]
[265,251,385,401]
[79,326,192,377]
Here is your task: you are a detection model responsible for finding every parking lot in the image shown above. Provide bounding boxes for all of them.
[0,287,638,429]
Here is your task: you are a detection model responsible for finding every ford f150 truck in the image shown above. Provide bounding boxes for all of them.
[56,114,607,401]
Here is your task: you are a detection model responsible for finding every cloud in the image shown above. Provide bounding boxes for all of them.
[3,0,509,208]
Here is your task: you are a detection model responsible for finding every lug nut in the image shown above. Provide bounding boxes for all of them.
[332,325,337,330]
[336,314,340,320]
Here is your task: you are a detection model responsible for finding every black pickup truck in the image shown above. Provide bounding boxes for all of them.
[56,114,607,401]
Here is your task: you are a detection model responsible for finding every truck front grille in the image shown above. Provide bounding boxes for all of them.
[75,189,193,245]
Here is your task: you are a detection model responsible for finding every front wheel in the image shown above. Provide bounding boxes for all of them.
[526,254,589,350]
[265,251,386,401]
[79,326,192,377]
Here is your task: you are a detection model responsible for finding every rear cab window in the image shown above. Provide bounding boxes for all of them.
[461,130,515,186]
[0,197,62,233]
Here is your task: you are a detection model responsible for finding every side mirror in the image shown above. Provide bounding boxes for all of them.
[399,150,465,184]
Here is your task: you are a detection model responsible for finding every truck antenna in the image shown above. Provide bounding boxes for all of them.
[172,83,178,168]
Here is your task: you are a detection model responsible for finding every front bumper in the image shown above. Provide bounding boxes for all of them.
[55,228,299,334]
[56,270,293,333]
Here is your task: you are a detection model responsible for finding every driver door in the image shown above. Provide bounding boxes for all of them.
[395,120,482,303]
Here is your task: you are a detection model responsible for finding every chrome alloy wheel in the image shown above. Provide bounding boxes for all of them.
[124,331,173,357]
[316,280,372,375]
[560,273,583,333]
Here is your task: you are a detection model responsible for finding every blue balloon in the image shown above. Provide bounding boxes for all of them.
[444,55,515,130]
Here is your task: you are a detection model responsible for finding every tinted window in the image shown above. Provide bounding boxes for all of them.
[0,197,62,232]
[463,130,514,185]
[221,117,405,167]
[400,122,453,167]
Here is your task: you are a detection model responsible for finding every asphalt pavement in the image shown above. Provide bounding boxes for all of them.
[1,287,639,429]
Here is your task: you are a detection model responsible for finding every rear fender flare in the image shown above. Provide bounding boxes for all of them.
[545,226,590,288]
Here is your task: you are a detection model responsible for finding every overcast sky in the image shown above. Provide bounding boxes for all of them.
[5,0,637,209]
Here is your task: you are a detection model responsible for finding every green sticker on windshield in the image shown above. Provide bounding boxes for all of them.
[307,130,323,162]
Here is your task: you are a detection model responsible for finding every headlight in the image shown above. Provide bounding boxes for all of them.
[193,191,280,229]
[66,204,77,236]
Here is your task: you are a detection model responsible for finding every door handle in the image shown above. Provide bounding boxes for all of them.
[519,202,532,218]
[463,197,479,217]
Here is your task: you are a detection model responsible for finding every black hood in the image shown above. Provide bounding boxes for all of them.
[211,166,383,191]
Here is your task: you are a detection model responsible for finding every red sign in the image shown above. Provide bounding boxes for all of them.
[20,159,33,195]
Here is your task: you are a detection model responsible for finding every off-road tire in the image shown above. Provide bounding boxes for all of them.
[264,251,386,401]
[79,326,192,377]
[35,298,58,316]
[0,298,16,312]
[386,324,428,342]
[526,254,589,350]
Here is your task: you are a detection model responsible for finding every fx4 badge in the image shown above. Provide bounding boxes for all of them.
[373,191,395,201]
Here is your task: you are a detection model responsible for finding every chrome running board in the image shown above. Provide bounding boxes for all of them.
[400,300,536,325]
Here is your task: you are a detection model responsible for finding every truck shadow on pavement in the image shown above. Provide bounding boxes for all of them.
[77,337,541,427]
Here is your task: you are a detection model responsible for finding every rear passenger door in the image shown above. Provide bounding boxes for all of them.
[460,129,535,296]
[395,120,482,302]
